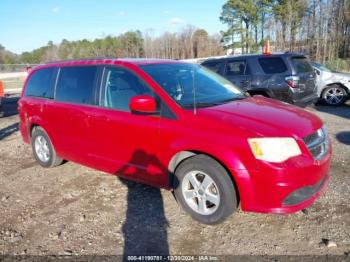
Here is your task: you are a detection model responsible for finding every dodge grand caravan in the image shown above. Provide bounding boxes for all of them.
[19,59,331,224]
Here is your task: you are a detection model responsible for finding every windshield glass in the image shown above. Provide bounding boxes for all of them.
[140,63,245,108]
[291,57,314,73]
[311,62,332,72]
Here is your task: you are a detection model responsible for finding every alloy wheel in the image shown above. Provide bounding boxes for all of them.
[34,135,50,162]
[182,170,220,215]
[324,87,345,105]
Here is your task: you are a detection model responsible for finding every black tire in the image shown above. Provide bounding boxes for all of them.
[321,85,348,106]
[31,126,63,168]
[173,155,238,225]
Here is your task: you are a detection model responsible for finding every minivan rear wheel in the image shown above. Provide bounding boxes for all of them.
[322,85,347,106]
[174,155,237,224]
[31,127,63,168]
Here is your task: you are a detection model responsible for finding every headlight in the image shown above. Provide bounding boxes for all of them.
[248,137,301,163]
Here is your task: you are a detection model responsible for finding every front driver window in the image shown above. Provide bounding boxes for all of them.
[225,60,250,76]
[102,67,154,112]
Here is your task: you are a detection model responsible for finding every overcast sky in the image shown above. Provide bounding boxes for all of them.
[0,0,226,54]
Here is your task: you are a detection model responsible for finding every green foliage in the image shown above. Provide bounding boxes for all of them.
[0,44,18,64]
[2,54,16,64]
[20,52,34,63]
[193,29,209,58]
[220,0,310,53]
[118,30,144,57]
[273,0,307,34]
[220,5,245,49]
[325,58,350,72]
[257,0,273,40]
[15,30,145,64]
[220,0,267,53]
[1,26,225,64]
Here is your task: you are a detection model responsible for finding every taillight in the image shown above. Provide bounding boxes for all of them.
[285,76,300,88]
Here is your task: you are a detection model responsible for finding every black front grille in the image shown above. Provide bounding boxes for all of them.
[303,128,329,161]
[282,176,326,206]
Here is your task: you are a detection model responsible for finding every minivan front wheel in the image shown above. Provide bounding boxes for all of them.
[322,85,347,106]
[31,127,63,168]
[174,155,237,224]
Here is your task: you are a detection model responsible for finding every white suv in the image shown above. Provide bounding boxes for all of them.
[312,62,350,106]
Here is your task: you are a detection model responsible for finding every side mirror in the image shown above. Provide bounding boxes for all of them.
[129,95,157,114]
[315,69,320,76]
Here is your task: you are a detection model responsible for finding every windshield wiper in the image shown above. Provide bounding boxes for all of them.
[183,97,246,109]
[217,97,246,104]
[183,101,222,109]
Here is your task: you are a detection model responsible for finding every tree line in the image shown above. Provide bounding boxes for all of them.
[0,26,224,65]
[1,0,349,71]
[220,0,350,70]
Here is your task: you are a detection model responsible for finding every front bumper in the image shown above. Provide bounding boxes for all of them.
[234,149,331,214]
[282,176,327,206]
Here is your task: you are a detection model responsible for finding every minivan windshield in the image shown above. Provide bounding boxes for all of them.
[140,63,245,108]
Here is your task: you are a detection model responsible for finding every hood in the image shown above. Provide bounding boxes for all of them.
[333,71,350,77]
[320,70,350,81]
[198,96,323,139]
[331,72,350,81]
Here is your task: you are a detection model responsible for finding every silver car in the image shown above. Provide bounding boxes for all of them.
[312,62,350,106]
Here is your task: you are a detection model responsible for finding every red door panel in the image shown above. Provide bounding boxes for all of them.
[44,100,92,164]
[88,108,165,186]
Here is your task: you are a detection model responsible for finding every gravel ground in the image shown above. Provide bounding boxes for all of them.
[0,97,349,258]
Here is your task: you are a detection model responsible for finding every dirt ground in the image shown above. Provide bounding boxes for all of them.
[0,96,349,258]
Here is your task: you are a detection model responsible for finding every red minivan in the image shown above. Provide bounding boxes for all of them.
[18,59,331,224]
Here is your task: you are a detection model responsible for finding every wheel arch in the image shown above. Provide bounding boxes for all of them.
[323,83,350,95]
[168,150,241,204]
[29,123,39,137]
[29,122,64,168]
[27,115,52,139]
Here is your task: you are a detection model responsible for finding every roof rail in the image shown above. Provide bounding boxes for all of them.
[45,57,118,64]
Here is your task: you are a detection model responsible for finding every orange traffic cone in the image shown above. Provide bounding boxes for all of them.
[0,80,4,98]
[263,40,271,55]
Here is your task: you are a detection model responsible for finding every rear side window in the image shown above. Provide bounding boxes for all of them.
[24,68,55,98]
[225,60,250,76]
[291,57,313,73]
[202,61,223,73]
[258,57,287,74]
[55,66,98,105]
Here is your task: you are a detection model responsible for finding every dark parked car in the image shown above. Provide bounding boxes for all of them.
[201,53,318,106]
